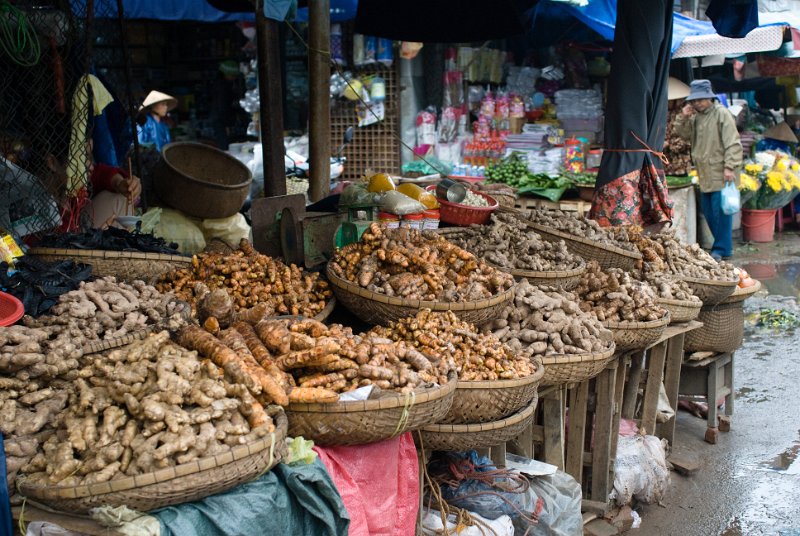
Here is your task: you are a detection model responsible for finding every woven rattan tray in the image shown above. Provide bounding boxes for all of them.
[286,374,458,445]
[525,222,642,271]
[438,357,545,425]
[603,314,671,352]
[657,297,702,324]
[417,396,539,451]
[326,264,514,327]
[680,276,738,306]
[17,410,287,513]
[436,227,586,289]
[720,280,761,304]
[29,248,191,285]
[539,345,617,387]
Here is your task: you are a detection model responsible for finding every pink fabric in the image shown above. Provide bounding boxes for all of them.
[314,433,419,536]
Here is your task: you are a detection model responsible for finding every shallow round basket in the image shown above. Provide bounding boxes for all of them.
[436,228,585,290]
[680,276,738,306]
[28,248,191,285]
[0,291,24,327]
[417,396,538,451]
[720,280,761,305]
[286,374,458,446]
[326,263,514,327]
[539,345,616,387]
[427,186,499,226]
[438,358,545,425]
[603,314,671,352]
[684,302,744,354]
[18,411,287,514]
[525,222,641,271]
[80,300,192,355]
[657,298,702,324]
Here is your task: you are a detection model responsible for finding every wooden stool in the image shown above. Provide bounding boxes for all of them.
[679,352,734,444]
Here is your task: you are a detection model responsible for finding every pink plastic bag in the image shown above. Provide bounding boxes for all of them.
[314,433,419,536]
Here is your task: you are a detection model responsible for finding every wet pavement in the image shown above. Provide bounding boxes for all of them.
[636,231,800,536]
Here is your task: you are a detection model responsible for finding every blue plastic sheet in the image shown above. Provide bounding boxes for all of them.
[0,435,12,536]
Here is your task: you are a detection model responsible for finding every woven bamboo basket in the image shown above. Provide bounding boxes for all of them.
[525,222,642,271]
[436,228,586,289]
[720,280,761,305]
[684,302,744,354]
[286,374,458,446]
[326,265,514,327]
[29,248,191,285]
[680,276,738,306]
[417,396,539,451]
[657,297,702,324]
[17,411,287,513]
[438,358,545,425]
[539,345,616,387]
[603,314,671,352]
[81,300,192,355]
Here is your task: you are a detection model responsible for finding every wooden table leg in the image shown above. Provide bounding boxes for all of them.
[610,355,628,460]
[640,342,667,436]
[659,333,685,446]
[725,352,734,417]
[542,388,565,469]
[565,381,589,483]
[591,364,618,503]
[622,351,644,419]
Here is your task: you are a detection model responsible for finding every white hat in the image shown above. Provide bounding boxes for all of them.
[140,90,177,112]
[667,77,690,101]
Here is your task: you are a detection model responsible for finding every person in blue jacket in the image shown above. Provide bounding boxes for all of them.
[136,90,176,151]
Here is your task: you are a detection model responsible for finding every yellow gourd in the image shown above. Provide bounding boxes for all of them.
[396,183,440,209]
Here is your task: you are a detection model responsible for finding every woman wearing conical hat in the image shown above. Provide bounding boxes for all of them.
[137,90,177,152]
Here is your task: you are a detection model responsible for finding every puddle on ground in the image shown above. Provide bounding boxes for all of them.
[742,262,800,299]
[759,435,800,475]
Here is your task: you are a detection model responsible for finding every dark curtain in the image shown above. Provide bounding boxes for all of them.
[706,0,759,39]
[590,0,674,228]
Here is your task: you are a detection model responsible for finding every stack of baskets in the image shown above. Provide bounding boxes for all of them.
[657,296,702,324]
[685,281,761,354]
[538,345,617,387]
[603,314,671,353]
[418,359,545,451]
[526,221,642,271]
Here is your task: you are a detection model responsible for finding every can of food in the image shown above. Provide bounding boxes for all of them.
[423,209,440,230]
[435,178,467,203]
[400,213,424,230]
[378,212,400,229]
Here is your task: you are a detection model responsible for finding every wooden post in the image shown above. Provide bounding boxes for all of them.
[308,0,331,202]
[640,342,668,436]
[565,381,589,483]
[256,2,287,197]
[660,333,686,446]
[591,364,618,503]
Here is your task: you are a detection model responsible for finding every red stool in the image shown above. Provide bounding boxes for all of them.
[775,202,797,233]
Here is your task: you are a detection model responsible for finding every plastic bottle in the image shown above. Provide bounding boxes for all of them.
[396,183,440,209]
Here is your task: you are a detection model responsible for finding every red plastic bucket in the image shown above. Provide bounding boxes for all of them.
[741,208,777,243]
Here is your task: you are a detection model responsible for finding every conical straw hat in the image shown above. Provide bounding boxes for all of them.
[763,122,798,143]
[668,77,690,101]
[140,90,178,111]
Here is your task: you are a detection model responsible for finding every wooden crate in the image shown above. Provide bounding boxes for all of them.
[329,64,401,181]
[515,196,592,217]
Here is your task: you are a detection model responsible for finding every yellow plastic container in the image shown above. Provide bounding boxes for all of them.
[367,172,396,193]
[396,183,440,209]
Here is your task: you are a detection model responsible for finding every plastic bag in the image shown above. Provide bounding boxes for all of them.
[380,191,425,215]
[340,184,378,207]
[429,451,527,521]
[150,208,206,254]
[200,213,252,247]
[420,510,514,536]
[721,182,741,215]
[612,435,670,505]
[513,471,583,536]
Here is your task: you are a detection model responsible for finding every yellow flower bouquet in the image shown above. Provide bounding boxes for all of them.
[742,152,800,210]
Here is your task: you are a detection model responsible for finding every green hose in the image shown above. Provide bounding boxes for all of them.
[0,0,41,67]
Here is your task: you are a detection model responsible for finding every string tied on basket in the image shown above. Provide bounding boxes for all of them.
[393,391,416,436]
[604,130,670,167]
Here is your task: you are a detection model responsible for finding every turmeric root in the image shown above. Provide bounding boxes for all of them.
[288,387,339,404]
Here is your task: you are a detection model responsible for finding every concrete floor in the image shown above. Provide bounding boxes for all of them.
[635,231,800,536]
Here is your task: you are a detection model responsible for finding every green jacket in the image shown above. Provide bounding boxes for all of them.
[674,102,743,193]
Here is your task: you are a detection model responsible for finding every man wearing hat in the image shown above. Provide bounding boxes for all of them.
[137,90,177,152]
[675,79,743,260]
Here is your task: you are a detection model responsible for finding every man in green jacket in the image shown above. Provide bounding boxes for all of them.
[674,79,743,260]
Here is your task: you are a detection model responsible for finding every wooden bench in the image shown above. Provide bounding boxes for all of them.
[679,352,734,444]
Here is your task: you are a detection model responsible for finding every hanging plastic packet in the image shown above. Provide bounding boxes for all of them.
[0,228,24,267]
[330,23,346,66]
[416,108,437,146]
[370,76,386,101]
[377,38,394,66]
[480,91,495,120]
[511,94,525,118]
[364,36,377,64]
[400,42,423,60]
[353,34,365,66]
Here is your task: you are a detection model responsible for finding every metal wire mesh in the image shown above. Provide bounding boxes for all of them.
[0,0,135,238]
